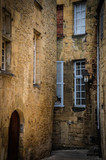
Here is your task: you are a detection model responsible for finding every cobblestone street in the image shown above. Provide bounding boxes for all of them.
[42,150,102,160]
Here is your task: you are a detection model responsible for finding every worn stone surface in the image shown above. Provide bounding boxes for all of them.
[99,1,106,160]
[53,0,98,149]
[41,150,102,160]
[0,0,56,160]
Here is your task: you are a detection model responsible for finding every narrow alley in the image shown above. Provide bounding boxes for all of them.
[42,150,101,160]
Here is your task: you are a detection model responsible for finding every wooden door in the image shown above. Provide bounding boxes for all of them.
[7,111,20,160]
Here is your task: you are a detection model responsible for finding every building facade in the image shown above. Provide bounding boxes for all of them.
[53,0,98,149]
[0,0,56,160]
[97,0,106,159]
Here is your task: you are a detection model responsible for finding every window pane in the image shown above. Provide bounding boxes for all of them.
[81,11,85,18]
[76,12,81,20]
[76,92,80,98]
[77,19,81,26]
[2,50,4,55]
[2,56,4,62]
[81,26,85,33]
[81,62,85,68]
[82,85,85,91]
[77,26,81,34]
[76,63,80,69]
[81,18,85,26]
[76,99,80,105]
[82,92,86,98]
[2,63,4,69]
[76,79,80,84]
[57,63,62,82]
[76,70,80,75]
[76,85,80,91]
[76,4,81,12]
[81,78,84,84]
[82,99,86,105]
[56,84,61,98]
[2,43,4,48]
[81,3,85,11]
[81,69,85,74]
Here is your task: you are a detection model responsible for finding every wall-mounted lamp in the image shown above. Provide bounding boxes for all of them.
[82,69,90,83]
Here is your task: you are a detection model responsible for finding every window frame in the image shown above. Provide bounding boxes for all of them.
[33,29,41,86]
[33,34,37,84]
[1,9,11,71]
[74,2,86,35]
[2,40,6,70]
[74,61,86,108]
[55,61,64,107]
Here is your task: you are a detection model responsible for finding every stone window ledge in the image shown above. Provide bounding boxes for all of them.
[0,70,15,77]
[34,0,43,10]
[72,33,87,38]
[33,83,41,89]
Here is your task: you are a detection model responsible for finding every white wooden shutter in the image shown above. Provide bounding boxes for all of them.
[55,61,64,107]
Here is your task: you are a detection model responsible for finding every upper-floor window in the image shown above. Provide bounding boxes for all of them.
[2,9,11,37]
[74,61,86,108]
[57,5,63,38]
[74,2,86,35]
[1,9,11,71]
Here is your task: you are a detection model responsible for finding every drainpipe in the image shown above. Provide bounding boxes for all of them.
[97,15,100,130]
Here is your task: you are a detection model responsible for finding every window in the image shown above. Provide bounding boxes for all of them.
[2,9,11,36]
[1,9,11,71]
[74,61,86,107]
[74,2,86,35]
[33,30,41,85]
[57,5,63,38]
[2,41,6,70]
[55,61,64,107]
[100,5,104,40]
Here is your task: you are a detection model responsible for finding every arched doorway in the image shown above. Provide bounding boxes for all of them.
[7,110,20,160]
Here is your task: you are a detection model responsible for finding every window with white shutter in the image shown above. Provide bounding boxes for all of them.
[74,2,86,35]
[74,61,86,108]
[55,61,64,107]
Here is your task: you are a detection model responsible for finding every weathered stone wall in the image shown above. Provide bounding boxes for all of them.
[53,0,98,149]
[0,0,56,160]
[99,1,106,159]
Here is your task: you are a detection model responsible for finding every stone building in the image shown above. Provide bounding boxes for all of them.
[0,0,56,160]
[53,0,98,149]
[97,0,106,159]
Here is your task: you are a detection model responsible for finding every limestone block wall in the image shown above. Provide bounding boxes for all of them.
[99,1,106,159]
[0,0,56,160]
[53,0,98,149]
